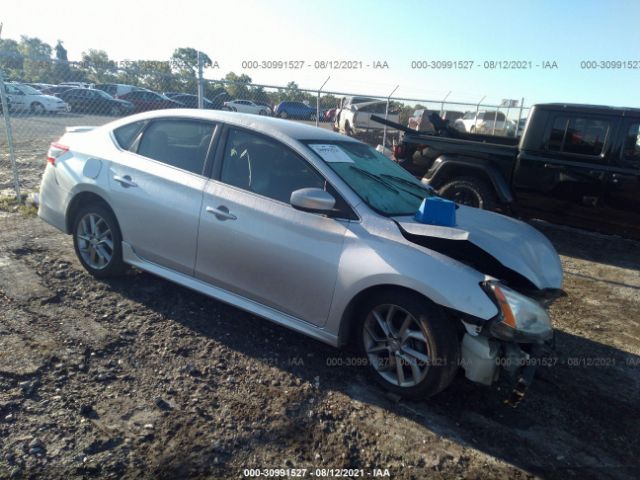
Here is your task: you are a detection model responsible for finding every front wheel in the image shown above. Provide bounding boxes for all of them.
[356,290,460,399]
[31,102,46,115]
[72,203,127,278]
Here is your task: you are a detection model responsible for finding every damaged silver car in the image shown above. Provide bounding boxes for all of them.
[38,110,563,401]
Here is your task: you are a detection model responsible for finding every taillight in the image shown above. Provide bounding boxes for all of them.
[47,142,69,165]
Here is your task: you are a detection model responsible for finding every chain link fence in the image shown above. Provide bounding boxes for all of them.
[0,63,530,205]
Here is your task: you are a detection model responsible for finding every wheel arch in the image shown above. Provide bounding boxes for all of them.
[336,284,471,348]
[426,156,513,204]
[65,190,117,234]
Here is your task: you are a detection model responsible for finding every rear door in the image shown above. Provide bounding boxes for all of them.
[599,119,640,238]
[514,112,615,229]
[195,126,348,326]
[108,118,217,274]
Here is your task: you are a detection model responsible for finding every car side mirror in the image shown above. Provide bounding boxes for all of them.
[290,188,336,214]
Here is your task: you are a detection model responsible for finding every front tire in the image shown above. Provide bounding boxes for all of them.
[72,203,126,278]
[31,102,46,115]
[438,176,497,210]
[356,290,460,399]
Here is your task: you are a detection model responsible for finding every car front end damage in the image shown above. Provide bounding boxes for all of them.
[459,282,562,406]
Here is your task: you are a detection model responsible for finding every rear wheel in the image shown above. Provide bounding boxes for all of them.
[356,290,460,399]
[72,203,127,278]
[438,176,497,210]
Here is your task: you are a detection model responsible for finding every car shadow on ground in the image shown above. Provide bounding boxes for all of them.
[103,269,640,480]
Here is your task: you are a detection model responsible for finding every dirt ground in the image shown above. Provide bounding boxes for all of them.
[0,123,639,479]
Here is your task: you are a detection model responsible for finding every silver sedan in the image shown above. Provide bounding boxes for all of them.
[38,110,563,400]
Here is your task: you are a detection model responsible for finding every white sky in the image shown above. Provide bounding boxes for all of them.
[2,0,639,107]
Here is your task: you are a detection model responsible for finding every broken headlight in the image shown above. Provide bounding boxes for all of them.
[483,281,553,343]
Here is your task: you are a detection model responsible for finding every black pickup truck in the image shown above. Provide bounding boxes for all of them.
[382,103,640,239]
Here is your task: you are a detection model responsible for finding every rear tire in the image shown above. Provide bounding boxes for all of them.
[355,290,460,399]
[438,176,497,210]
[72,203,127,278]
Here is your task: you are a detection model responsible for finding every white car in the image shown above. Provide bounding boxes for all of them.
[223,99,269,115]
[454,111,509,135]
[334,98,400,136]
[4,83,70,114]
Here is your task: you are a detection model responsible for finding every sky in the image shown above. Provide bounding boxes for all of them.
[1,0,639,107]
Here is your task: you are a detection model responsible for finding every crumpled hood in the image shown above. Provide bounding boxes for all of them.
[394,205,563,290]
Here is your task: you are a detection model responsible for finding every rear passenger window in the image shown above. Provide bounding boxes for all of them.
[137,119,215,175]
[220,128,325,203]
[113,121,145,150]
[546,116,611,157]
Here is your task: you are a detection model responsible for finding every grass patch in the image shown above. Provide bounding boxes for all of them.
[0,195,38,217]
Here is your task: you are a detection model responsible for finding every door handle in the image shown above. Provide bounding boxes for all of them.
[113,175,138,188]
[206,205,237,221]
[543,163,564,170]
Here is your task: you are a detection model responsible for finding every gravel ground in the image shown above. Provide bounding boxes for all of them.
[0,120,639,479]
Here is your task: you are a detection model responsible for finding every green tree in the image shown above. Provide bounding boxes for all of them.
[224,71,252,98]
[81,49,116,83]
[0,38,23,79]
[52,40,71,83]
[18,36,52,82]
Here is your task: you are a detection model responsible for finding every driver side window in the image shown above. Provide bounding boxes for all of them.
[220,128,325,203]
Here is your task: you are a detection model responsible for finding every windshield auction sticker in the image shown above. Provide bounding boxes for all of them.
[309,144,354,163]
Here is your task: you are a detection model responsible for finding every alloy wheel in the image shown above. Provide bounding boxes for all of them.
[76,213,114,270]
[363,304,431,387]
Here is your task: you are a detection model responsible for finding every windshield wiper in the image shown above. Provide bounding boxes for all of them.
[349,166,399,194]
[378,173,429,199]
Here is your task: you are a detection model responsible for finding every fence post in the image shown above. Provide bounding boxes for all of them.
[516,98,525,136]
[0,72,21,202]
[382,85,399,149]
[440,91,451,116]
[474,96,485,132]
[197,51,204,109]
[316,77,330,127]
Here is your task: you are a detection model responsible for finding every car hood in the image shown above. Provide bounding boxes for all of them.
[394,205,563,290]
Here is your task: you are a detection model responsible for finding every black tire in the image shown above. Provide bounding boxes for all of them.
[355,290,460,399]
[309,112,317,121]
[31,102,46,115]
[280,111,288,119]
[72,203,127,278]
[258,109,267,116]
[438,176,498,210]
[344,121,353,136]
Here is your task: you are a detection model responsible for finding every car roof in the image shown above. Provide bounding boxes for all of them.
[109,109,355,142]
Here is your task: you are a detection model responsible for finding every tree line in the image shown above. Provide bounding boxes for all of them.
[0,35,425,121]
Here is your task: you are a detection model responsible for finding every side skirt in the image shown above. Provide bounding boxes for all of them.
[121,242,339,347]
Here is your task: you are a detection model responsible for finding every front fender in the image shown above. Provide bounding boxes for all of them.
[326,223,499,341]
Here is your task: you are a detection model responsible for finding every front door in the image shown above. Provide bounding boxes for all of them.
[195,127,347,326]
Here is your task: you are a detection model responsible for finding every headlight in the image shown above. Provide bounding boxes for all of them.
[483,281,553,343]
